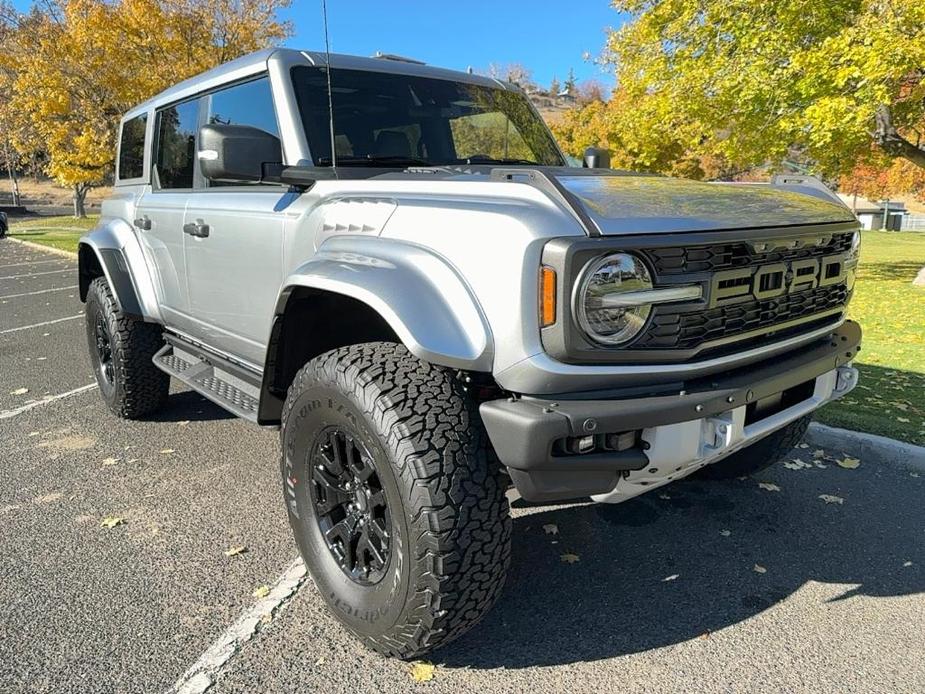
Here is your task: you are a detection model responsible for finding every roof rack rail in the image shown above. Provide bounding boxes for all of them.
[373,51,426,65]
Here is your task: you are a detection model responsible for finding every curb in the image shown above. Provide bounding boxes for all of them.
[807,422,925,472]
[6,236,79,258]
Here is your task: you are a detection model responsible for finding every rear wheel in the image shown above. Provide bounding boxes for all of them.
[281,342,511,658]
[85,276,169,419]
[696,415,812,480]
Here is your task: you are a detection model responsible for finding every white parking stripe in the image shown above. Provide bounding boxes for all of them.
[0,259,70,269]
[0,314,82,334]
[3,285,79,299]
[167,557,307,694]
[0,383,98,420]
[0,268,74,280]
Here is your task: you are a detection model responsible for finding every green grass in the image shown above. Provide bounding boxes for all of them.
[8,214,98,253]
[4,218,923,444]
[814,231,925,445]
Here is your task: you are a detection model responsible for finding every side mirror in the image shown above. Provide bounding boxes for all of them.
[583,146,611,169]
[197,124,282,183]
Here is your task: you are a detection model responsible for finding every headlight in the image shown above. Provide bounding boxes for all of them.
[850,230,861,256]
[575,252,653,345]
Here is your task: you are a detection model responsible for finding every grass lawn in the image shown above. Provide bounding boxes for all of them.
[4,218,923,444]
[7,214,98,253]
[815,231,925,446]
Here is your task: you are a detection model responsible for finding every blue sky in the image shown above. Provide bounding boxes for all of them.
[11,1,623,88]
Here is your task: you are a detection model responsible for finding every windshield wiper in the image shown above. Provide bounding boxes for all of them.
[464,156,540,165]
[317,155,433,167]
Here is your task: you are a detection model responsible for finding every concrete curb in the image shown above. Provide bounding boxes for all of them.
[807,422,925,472]
[6,236,78,258]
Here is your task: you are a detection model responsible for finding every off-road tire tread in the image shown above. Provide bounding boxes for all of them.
[697,415,812,480]
[283,342,512,658]
[87,276,169,419]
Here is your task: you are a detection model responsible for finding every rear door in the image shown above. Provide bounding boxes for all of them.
[133,97,202,334]
[180,76,288,367]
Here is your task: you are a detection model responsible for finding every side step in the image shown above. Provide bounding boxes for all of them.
[153,342,261,423]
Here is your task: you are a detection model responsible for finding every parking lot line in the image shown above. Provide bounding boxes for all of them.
[0,383,98,420]
[3,285,79,299]
[0,259,70,270]
[0,268,74,280]
[167,557,306,694]
[0,314,83,334]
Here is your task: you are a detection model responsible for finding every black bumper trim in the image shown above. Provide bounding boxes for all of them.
[480,320,861,501]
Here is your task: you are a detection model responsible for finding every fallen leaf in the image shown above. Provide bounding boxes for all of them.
[314,656,326,666]
[812,449,826,459]
[159,449,175,455]
[100,516,124,528]
[658,493,671,500]
[252,585,270,599]
[560,553,580,564]
[542,523,558,536]
[260,613,272,625]
[818,494,844,505]
[662,574,679,582]
[178,420,190,427]
[783,459,811,470]
[101,457,119,466]
[758,482,781,492]
[837,457,860,469]
[797,443,809,449]
[897,417,911,423]
[699,630,711,639]
[753,564,767,574]
[903,561,913,568]
[10,387,28,396]
[409,661,435,683]
[224,545,247,557]
[719,529,731,537]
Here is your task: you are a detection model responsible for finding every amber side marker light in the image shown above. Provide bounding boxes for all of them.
[540,266,557,327]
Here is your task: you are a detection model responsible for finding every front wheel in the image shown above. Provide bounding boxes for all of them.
[281,342,512,658]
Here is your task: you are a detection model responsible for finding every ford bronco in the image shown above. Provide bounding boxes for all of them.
[79,48,861,657]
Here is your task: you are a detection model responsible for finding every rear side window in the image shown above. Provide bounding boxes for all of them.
[155,99,199,189]
[118,114,147,180]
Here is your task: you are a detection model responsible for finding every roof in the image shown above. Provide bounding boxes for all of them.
[124,48,514,120]
[835,193,907,214]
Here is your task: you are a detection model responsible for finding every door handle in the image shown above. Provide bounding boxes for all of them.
[183,220,210,238]
[133,216,151,231]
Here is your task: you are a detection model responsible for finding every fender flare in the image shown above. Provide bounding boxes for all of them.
[78,218,162,322]
[273,236,493,372]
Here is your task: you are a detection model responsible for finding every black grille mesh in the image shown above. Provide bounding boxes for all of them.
[645,232,853,276]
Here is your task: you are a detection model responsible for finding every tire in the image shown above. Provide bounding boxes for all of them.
[281,342,512,658]
[696,415,812,480]
[84,276,169,419]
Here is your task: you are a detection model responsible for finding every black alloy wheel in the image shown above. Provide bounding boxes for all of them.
[309,427,392,585]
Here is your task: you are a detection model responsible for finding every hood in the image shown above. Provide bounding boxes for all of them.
[557,174,855,235]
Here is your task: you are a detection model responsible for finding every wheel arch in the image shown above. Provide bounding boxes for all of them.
[78,218,162,322]
[257,237,493,423]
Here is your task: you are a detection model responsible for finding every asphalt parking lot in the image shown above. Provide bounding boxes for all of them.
[2,238,924,694]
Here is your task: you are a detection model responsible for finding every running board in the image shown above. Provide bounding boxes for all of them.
[153,344,260,422]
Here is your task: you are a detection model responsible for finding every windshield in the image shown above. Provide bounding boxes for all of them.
[291,66,565,167]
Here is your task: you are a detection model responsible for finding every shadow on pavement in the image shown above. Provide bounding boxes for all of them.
[148,390,238,423]
[438,465,924,668]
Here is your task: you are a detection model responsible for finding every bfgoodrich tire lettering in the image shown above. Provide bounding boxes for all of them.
[84,276,169,419]
[281,342,512,658]
[696,415,812,480]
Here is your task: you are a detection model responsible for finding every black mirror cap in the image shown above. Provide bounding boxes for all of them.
[198,124,283,183]
[583,146,611,169]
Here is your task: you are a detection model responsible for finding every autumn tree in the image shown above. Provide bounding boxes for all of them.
[0,0,291,217]
[555,0,925,179]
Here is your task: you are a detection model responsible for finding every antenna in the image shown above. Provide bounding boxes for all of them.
[321,0,337,169]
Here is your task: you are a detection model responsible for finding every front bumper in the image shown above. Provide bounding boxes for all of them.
[480,321,861,502]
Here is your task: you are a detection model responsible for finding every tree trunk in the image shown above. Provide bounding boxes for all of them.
[73,184,88,218]
[874,105,925,169]
[3,139,22,207]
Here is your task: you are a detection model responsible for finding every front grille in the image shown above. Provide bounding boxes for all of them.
[635,283,849,350]
[645,232,853,276]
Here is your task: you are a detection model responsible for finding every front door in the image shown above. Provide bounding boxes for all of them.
[179,76,288,367]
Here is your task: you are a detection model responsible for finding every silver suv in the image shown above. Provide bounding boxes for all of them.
[79,48,862,657]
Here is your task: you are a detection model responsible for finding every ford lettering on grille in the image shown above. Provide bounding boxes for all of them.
[708,253,847,308]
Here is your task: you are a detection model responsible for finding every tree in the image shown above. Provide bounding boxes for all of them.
[0,0,291,217]
[564,67,577,97]
[557,0,925,178]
